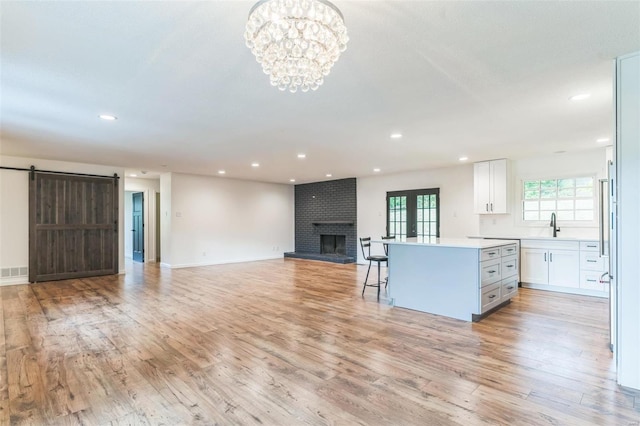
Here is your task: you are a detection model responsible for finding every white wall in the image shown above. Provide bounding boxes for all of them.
[0,165,29,284]
[160,173,172,266]
[163,172,294,268]
[0,155,125,284]
[616,51,640,390]
[357,164,478,261]
[124,177,161,263]
[479,149,608,239]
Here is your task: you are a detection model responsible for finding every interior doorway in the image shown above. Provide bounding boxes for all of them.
[132,192,144,262]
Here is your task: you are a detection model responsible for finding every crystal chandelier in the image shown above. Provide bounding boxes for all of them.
[244,0,349,93]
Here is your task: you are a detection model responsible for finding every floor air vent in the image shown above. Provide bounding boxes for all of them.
[1,267,28,277]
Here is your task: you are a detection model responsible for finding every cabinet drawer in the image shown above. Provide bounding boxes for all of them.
[501,278,518,300]
[580,271,606,292]
[481,247,501,261]
[580,252,605,271]
[521,240,579,250]
[580,241,600,252]
[481,282,501,312]
[501,255,518,278]
[501,244,518,257]
[481,260,502,286]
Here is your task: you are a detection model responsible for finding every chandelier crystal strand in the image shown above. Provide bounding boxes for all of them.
[244,0,348,93]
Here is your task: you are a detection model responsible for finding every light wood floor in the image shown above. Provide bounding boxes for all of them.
[1,259,639,425]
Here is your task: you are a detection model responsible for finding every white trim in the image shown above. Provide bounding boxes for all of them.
[166,255,284,269]
[0,277,29,286]
[521,283,607,298]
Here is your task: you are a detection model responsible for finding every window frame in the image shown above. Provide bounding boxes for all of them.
[517,173,599,228]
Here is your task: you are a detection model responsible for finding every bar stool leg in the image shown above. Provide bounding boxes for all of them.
[362,260,372,296]
[377,261,381,299]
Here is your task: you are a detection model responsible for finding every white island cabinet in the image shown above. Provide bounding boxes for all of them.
[384,237,519,322]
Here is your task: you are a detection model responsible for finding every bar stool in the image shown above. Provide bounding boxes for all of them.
[359,237,388,299]
[381,235,396,288]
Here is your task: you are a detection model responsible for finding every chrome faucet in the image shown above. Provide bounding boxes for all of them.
[550,212,560,237]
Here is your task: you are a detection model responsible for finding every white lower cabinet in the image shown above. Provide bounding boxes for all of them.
[548,250,580,287]
[579,242,607,293]
[521,248,549,284]
[521,239,606,297]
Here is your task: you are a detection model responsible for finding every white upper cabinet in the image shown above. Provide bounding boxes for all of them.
[474,159,508,214]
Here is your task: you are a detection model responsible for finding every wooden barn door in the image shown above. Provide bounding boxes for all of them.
[29,172,119,282]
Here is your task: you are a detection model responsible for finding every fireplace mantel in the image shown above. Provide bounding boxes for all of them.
[312,221,354,226]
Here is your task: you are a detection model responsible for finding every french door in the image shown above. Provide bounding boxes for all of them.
[387,188,440,238]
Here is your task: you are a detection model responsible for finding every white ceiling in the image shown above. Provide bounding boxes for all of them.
[1,1,639,184]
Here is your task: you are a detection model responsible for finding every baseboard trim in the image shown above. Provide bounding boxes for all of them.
[521,282,608,298]
[0,277,29,286]
[165,255,284,269]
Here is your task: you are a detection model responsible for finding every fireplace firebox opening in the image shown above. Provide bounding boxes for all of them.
[320,235,346,255]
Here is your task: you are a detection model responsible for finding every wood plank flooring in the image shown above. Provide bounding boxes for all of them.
[1,258,639,425]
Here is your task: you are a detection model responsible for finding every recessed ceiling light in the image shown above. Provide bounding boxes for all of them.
[569,93,591,101]
[596,138,610,143]
[130,174,137,177]
[290,179,296,182]
[99,114,117,120]
[297,153,306,159]
[326,173,332,177]
[251,162,260,167]
[218,170,226,175]
[390,133,402,139]
[459,156,469,161]
[373,168,381,172]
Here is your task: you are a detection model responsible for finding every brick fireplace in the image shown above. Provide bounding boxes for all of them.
[284,178,357,264]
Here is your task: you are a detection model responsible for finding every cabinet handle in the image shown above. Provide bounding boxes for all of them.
[507,286,514,290]
[488,294,497,299]
[544,253,547,262]
[550,253,553,262]
[488,252,496,255]
[587,260,597,263]
[490,203,493,211]
[486,203,489,212]
[586,279,597,283]
[488,270,497,274]
[506,265,514,268]
[587,245,597,248]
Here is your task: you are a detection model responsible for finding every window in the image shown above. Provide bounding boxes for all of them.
[387,188,440,237]
[522,177,594,221]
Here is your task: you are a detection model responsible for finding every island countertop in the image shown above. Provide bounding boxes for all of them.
[378,236,519,249]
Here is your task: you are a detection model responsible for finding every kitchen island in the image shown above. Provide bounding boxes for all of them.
[384,237,519,321]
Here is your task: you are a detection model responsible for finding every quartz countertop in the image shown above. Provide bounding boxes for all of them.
[468,235,598,242]
[378,237,518,249]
